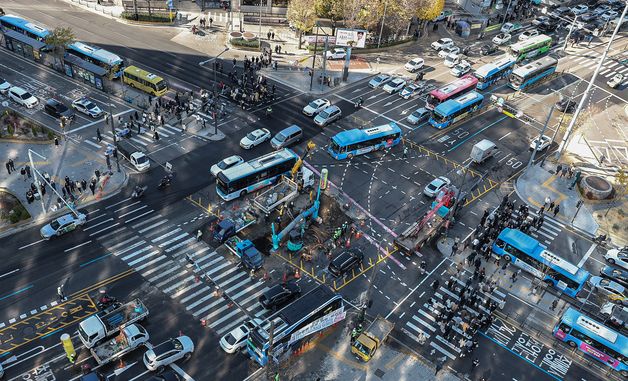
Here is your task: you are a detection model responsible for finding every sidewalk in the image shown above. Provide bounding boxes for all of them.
[0,137,127,237]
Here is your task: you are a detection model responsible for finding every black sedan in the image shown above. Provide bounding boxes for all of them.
[601,265,628,288]
[328,249,364,277]
[480,43,499,56]
[259,281,301,311]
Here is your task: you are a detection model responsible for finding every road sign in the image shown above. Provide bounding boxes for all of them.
[165,162,173,172]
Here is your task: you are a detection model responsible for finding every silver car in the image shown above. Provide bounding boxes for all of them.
[406,108,430,125]
[314,105,342,127]
[143,336,194,372]
[40,213,87,240]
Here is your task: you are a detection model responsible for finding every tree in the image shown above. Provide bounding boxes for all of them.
[416,0,444,21]
[286,0,317,49]
[45,27,76,68]
[314,0,344,21]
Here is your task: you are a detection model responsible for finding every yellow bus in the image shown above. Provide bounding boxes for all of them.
[122,65,167,96]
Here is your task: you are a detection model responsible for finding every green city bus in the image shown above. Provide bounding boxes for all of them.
[508,34,552,62]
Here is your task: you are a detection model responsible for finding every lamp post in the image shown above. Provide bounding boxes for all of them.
[106,84,120,173]
[213,46,230,88]
[377,1,388,48]
[258,0,263,49]
[527,105,554,171]
[28,149,80,218]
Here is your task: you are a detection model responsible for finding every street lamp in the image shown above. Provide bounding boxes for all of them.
[106,84,120,173]
[213,46,230,89]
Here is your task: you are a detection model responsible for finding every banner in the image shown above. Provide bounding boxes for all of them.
[335,29,367,48]
[288,307,346,345]
[305,35,337,45]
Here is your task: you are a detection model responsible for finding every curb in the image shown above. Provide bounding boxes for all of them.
[0,168,129,239]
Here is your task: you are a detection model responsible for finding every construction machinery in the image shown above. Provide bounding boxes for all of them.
[351,316,395,362]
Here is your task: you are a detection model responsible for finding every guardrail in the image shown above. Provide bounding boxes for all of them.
[69,0,114,15]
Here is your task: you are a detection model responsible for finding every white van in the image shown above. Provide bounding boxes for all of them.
[444,53,461,68]
[271,124,303,149]
[470,139,498,163]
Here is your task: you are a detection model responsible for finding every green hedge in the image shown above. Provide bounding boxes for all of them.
[120,12,174,23]
[7,203,30,224]
[230,38,261,48]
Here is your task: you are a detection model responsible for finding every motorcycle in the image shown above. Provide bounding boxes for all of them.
[593,234,610,247]
[132,185,146,199]
[354,98,364,109]
[157,174,173,190]
[97,294,118,310]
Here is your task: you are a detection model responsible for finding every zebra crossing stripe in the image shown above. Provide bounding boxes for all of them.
[142,260,174,278]
[158,233,189,248]
[165,237,196,253]
[135,255,168,271]
[186,293,215,311]
[131,215,163,229]
[158,274,193,290]
[130,137,147,146]
[148,265,181,283]
[209,308,241,329]
[212,266,243,284]
[606,62,619,69]
[139,220,170,235]
[113,241,146,256]
[405,321,431,339]
[127,250,160,266]
[411,314,436,332]
[217,315,248,336]
[163,276,196,293]
[180,287,212,304]
[85,140,102,148]
[429,341,456,360]
[171,281,204,298]
[152,228,183,243]
[122,246,153,261]
[436,335,461,353]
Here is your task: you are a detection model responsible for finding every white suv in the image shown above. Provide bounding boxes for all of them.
[9,86,38,108]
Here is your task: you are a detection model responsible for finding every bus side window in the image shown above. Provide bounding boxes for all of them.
[557,322,571,333]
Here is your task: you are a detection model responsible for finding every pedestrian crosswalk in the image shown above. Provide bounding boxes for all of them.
[83,124,184,152]
[88,201,298,337]
[567,51,628,79]
[510,209,565,247]
[401,273,507,360]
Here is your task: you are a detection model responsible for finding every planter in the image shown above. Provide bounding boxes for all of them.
[229,31,243,40]
[242,32,257,41]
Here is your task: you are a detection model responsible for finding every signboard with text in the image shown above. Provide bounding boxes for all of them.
[335,29,367,48]
[288,307,345,345]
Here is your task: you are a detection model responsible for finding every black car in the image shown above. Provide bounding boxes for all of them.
[480,43,498,56]
[555,97,575,113]
[538,22,558,33]
[600,265,628,287]
[328,249,364,277]
[148,369,182,381]
[44,98,74,120]
[259,281,301,311]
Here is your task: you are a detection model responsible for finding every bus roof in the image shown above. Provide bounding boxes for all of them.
[332,122,401,147]
[510,34,552,52]
[511,56,558,76]
[474,57,516,78]
[562,307,628,356]
[123,65,164,84]
[434,91,483,116]
[221,148,297,181]
[69,42,122,65]
[431,75,478,98]
[0,14,49,37]
[498,228,540,254]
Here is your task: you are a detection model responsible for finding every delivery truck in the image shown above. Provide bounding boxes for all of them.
[78,298,149,348]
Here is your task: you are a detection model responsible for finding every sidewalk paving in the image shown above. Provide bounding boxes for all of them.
[0,137,127,237]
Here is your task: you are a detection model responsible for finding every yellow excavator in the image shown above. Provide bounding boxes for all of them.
[290,140,316,189]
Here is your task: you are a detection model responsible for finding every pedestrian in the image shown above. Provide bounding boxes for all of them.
[271,31,275,40]
[551,299,558,311]
[81,179,87,192]
[471,358,480,370]
[553,204,560,217]
[153,131,160,141]
[511,269,521,282]
[25,165,31,178]
[54,137,59,146]
[62,186,67,199]
[5,161,11,174]
[451,242,458,256]
[549,201,555,211]
[20,167,26,181]
[196,229,203,242]
[435,356,446,375]
[57,286,66,302]
[561,166,568,178]
[431,279,440,291]
[402,146,408,158]
[89,180,96,195]
[96,128,102,142]
[544,196,551,207]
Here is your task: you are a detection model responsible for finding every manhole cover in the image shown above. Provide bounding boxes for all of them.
[374,368,386,378]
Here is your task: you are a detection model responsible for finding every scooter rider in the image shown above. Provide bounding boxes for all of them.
[355,96,364,108]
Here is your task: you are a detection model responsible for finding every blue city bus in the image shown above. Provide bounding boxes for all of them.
[0,14,49,42]
[429,91,484,129]
[67,42,125,79]
[493,228,590,297]
[327,122,402,160]
[474,56,516,90]
[248,285,343,366]
[508,56,558,91]
[554,308,628,377]
[216,148,298,201]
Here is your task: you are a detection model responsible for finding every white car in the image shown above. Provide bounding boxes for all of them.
[399,83,423,99]
[431,38,454,51]
[382,77,407,94]
[605,249,628,271]
[529,135,552,151]
[0,77,11,94]
[219,318,263,353]
[532,16,550,26]
[313,105,342,127]
[71,97,104,118]
[518,29,539,41]
[211,155,244,177]
[492,33,511,45]
[424,176,451,197]
[368,74,392,88]
[405,58,425,72]
[607,73,624,89]
[438,45,460,58]
[601,10,619,21]
[239,128,271,149]
[571,4,589,15]
[302,98,331,116]
[450,61,471,77]
[500,22,521,34]
[325,48,346,60]
[443,53,461,68]
[8,86,38,108]
[143,336,194,372]
[40,213,87,240]
[406,107,430,125]
[588,276,626,300]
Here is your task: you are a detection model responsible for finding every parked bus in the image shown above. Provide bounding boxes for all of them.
[122,65,167,96]
[554,307,628,376]
[508,34,552,61]
[67,42,125,79]
[0,14,49,42]
[474,56,517,90]
[327,122,402,160]
[429,91,484,129]
[217,148,299,201]
[493,228,590,297]
[247,285,343,366]
[425,75,478,110]
[508,56,558,91]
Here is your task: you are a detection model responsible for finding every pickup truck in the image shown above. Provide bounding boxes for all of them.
[235,239,264,271]
[115,141,150,172]
[78,298,149,348]
[213,218,256,243]
[91,324,149,365]
[351,316,395,362]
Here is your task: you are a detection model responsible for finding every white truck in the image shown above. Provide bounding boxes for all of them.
[78,298,149,348]
[115,141,150,172]
[470,139,498,164]
[91,324,149,365]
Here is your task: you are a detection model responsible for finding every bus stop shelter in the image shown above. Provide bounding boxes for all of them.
[63,54,107,90]
[1,29,46,62]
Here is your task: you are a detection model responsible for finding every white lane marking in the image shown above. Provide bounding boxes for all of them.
[63,240,93,253]
[88,223,121,237]
[83,218,114,231]
[18,239,45,250]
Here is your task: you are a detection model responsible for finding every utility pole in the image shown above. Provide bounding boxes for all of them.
[320,35,328,91]
[309,23,320,91]
[557,1,628,160]
[28,149,80,218]
[106,85,121,173]
[501,0,513,25]
[258,0,263,49]
[377,1,388,48]
[527,105,554,171]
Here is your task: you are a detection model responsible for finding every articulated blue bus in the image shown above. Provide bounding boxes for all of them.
[475,56,516,90]
[554,308,628,377]
[327,122,402,160]
[0,14,49,42]
[67,42,125,79]
[429,91,484,129]
[508,56,558,91]
[493,228,590,297]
